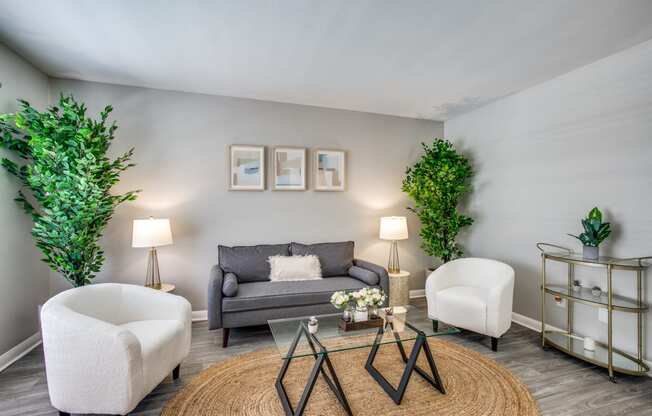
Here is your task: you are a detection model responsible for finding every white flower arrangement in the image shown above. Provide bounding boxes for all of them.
[330,287,386,309]
[360,287,386,307]
[330,291,351,310]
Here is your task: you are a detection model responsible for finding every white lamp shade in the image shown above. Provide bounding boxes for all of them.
[379,216,408,240]
[132,218,173,248]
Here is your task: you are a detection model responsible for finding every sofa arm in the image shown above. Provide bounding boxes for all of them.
[41,304,144,415]
[353,259,389,305]
[208,265,224,330]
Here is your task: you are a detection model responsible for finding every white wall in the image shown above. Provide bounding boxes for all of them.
[48,79,444,307]
[445,39,652,358]
[0,44,51,355]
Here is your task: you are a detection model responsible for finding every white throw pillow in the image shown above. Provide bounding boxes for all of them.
[268,255,322,281]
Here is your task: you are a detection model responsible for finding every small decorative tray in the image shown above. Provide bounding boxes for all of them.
[338,316,384,331]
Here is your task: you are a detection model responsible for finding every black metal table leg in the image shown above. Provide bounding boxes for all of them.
[303,327,353,415]
[365,321,446,405]
[275,323,353,416]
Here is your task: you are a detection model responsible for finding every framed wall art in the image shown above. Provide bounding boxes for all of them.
[272,147,307,191]
[228,145,265,191]
[313,149,345,191]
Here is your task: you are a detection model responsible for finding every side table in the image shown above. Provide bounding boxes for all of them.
[146,283,176,293]
[388,270,410,307]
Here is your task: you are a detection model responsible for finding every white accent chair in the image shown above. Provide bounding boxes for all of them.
[40,283,192,416]
[425,258,514,351]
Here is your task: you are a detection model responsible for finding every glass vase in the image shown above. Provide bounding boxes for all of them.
[342,307,352,322]
[354,306,368,322]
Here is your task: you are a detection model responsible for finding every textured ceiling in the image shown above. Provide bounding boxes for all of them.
[1,0,652,120]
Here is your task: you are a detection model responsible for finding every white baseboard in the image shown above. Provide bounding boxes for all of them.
[409,289,425,299]
[511,312,545,332]
[192,310,208,322]
[0,333,41,373]
[511,312,573,334]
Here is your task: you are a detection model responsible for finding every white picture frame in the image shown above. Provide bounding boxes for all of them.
[313,149,346,191]
[228,145,265,191]
[272,147,307,191]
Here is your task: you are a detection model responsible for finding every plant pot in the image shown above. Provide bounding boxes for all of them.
[583,245,599,260]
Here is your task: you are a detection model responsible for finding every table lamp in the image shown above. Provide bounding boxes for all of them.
[379,216,408,274]
[132,217,173,289]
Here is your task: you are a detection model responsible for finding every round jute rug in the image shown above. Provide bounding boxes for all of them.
[162,338,540,416]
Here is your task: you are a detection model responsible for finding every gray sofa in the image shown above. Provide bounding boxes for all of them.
[208,241,389,347]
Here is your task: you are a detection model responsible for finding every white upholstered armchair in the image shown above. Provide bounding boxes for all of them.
[40,283,192,416]
[425,258,514,351]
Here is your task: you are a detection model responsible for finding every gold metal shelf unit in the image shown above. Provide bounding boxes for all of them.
[537,243,650,381]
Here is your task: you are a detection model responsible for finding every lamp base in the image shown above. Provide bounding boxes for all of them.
[145,248,162,289]
[387,240,400,274]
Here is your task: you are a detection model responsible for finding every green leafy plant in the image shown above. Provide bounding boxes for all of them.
[0,95,138,287]
[402,139,473,263]
[568,207,611,247]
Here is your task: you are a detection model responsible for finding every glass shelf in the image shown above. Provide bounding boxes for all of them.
[545,285,647,312]
[539,249,651,270]
[544,331,648,376]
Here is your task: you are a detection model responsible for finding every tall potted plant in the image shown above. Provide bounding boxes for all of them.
[0,95,138,287]
[402,139,473,266]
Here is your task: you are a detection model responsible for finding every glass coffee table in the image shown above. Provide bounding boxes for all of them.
[268,307,459,416]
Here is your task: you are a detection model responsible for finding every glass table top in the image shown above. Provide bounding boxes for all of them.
[268,306,459,359]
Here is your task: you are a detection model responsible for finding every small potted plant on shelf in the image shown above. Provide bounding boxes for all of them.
[568,207,611,260]
[572,280,582,293]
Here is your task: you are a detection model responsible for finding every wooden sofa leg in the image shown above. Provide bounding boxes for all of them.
[222,328,230,348]
[172,364,180,380]
[491,337,498,352]
[432,320,438,332]
[59,412,70,416]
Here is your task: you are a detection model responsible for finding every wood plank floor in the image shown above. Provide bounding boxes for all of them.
[1,299,651,415]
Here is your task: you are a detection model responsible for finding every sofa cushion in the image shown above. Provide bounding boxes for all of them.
[348,266,379,285]
[269,255,322,281]
[219,244,290,282]
[222,272,239,297]
[290,241,354,277]
[222,277,370,313]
